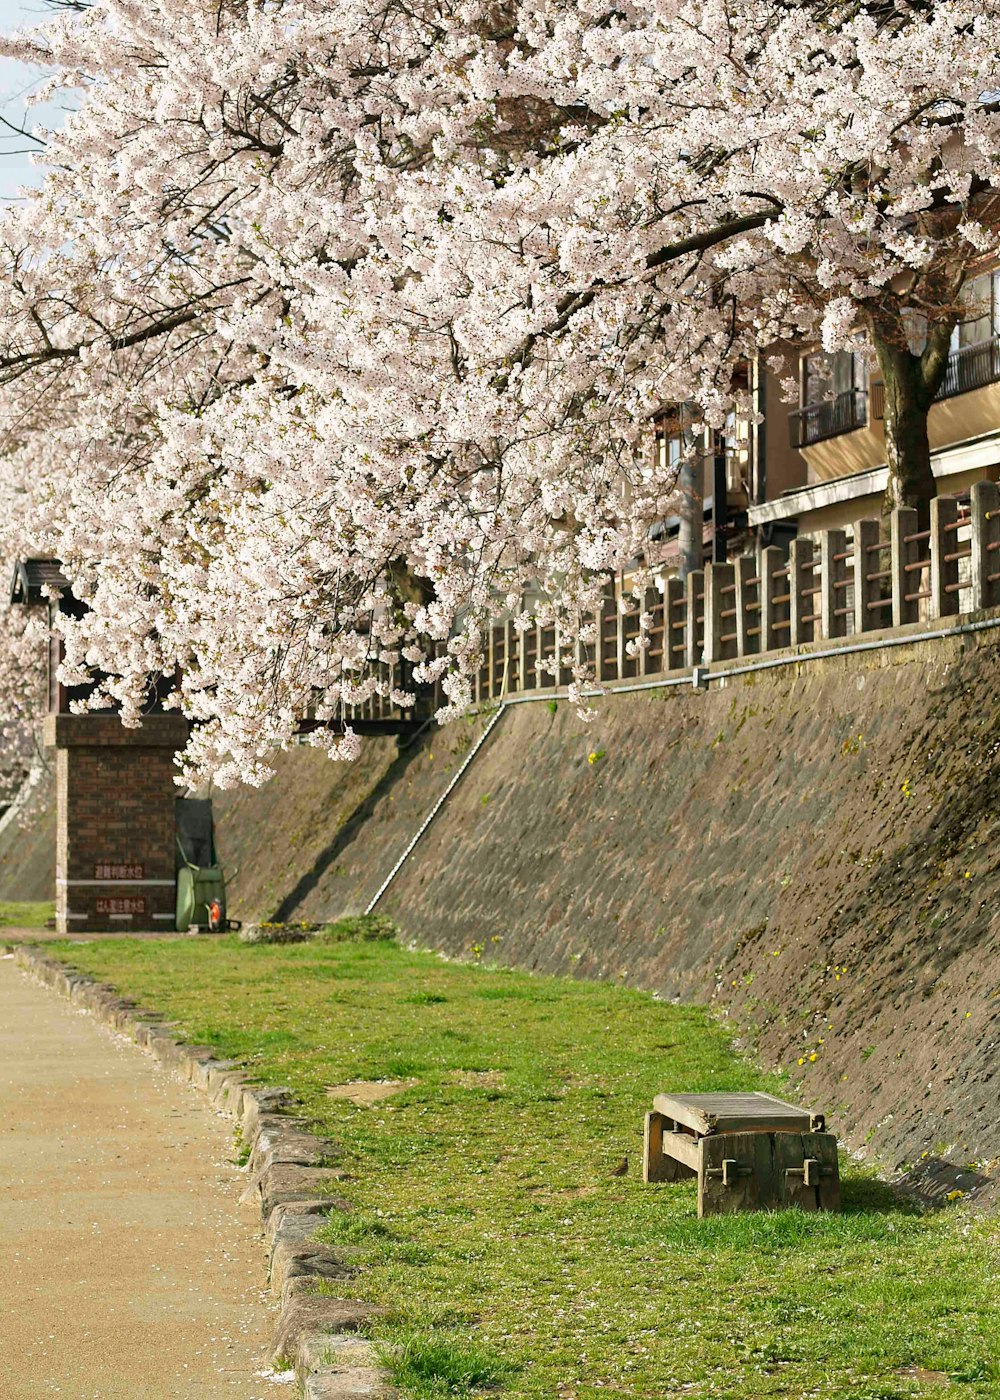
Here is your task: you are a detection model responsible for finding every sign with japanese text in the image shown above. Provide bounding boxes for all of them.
[93,863,145,881]
[95,896,147,916]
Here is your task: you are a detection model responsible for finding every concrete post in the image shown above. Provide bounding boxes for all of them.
[890,507,920,627]
[486,622,496,699]
[734,555,759,657]
[930,495,960,618]
[853,518,882,634]
[969,480,1000,612]
[594,583,616,683]
[610,588,619,680]
[637,586,655,677]
[759,545,783,652]
[517,622,527,693]
[789,537,816,647]
[665,577,685,671]
[685,569,705,667]
[45,713,188,936]
[705,562,736,663]
[820,528,848,639]
[502,620,513,696]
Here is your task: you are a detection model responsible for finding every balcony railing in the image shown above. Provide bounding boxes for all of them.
[934,336,1000,403]
[788,388,868,449]
[868,337,1000,424]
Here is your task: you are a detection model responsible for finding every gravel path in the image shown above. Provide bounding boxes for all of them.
[0,954,289,1399]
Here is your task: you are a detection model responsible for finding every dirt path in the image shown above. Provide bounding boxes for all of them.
[0,955,289,1399]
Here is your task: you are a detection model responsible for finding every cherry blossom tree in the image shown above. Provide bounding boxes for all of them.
[0,0,998,784]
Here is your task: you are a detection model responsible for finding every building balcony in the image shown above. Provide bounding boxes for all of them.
[788,388,868,450]
[868,337,1000,422]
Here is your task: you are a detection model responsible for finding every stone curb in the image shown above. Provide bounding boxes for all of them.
[11,944,399,1399]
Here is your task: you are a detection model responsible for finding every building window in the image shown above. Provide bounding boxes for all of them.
[937,269,1000,401]
[953,270,1000,349]
[790,349,868,448]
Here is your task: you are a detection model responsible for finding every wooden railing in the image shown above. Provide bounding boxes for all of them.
[345,482,1000,721]
[464,482,1000,702]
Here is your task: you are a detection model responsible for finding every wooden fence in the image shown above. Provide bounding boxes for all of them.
[349,480,1000,722]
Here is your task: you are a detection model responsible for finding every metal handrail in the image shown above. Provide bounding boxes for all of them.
[788,388,868,449]
[871,338,1000,421]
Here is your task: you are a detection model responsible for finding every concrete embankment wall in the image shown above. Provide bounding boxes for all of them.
[0,765,55,902]
[217,624,1000,1184]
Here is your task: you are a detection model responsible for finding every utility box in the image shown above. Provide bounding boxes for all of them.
[175,798,227,932]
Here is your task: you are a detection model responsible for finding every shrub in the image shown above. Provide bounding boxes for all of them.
[319,913,399,943]
[238,921,316,945]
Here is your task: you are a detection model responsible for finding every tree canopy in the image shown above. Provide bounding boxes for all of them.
[1,0,999,784]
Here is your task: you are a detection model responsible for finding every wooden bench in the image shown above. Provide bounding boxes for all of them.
[643,1092,840,1216]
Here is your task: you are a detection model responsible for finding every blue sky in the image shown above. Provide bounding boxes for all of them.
[0,0,69,202]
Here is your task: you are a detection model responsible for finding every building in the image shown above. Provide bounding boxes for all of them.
[651,269,1000,566]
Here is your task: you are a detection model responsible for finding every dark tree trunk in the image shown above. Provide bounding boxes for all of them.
[866,300,957,528]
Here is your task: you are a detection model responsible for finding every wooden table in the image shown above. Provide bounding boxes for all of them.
[643,1092,840,1216]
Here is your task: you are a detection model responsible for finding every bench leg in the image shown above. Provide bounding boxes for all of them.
[644,1111,697,1183]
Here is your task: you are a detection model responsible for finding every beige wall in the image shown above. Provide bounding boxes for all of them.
[798,379,1000,487]
[762,360,808,499]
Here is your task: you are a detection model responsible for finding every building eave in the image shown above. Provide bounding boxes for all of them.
[748,432,1000,527]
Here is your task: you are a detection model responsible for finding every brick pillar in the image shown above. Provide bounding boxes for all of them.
[45,713,189,935]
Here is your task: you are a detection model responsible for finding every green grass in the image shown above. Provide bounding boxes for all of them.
[0,899,55,929]
[42,935,1000,1400]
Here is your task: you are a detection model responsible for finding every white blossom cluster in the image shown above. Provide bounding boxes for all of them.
[0,0,997,785]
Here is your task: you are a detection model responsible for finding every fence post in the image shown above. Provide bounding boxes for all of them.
[685,569,704,668]
[637,586,654,677]
[969,480,1000,612]
[930,495,960,618]
[890,507,920,627]
[516,623,527,693]
[610,588,619,680]
[789,537,815,647]
[759,545,783,652]
[853,518,881,634]
[705,562,736,662]
[735,554,759,657]
[593,596,606,683]
[485,623,495,699]
[498,621,515,697]
[820,528,848,639]
[665,577,685,671]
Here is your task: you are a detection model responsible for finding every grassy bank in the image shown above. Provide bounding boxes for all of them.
[41,933,999,1400]
[0,899,55,929]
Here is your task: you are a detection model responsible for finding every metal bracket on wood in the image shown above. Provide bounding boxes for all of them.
[705,1158,752,1188]
[784,1157,832,1187]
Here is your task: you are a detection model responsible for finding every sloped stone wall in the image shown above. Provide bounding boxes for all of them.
[264,629,1000,1181]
